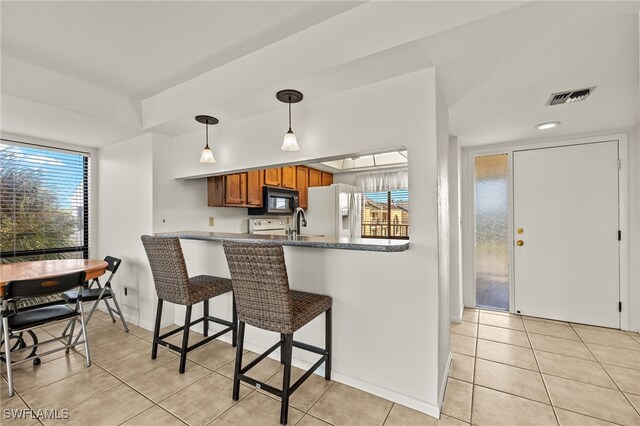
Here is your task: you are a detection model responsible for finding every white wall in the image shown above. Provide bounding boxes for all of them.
[435,78,451,404]
[166,69,447,414]
[449,137,463,322]
[97,133,165,329]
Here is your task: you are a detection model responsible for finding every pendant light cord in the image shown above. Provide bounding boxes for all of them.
[288,95,292,131]
[205,122,209,149]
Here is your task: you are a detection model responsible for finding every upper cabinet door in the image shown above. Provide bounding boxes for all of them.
[225,173,247,205]
[296,166,309,209]
[281,166,296,189]
[321,172,333,186]
[246,170,263,207]
[309,168,322,187]
[264,168,281,186]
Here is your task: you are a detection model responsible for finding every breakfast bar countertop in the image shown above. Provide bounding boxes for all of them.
[155,231,409,252]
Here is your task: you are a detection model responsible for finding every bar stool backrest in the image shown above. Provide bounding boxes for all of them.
[141,236,191,305]
[223,242,293,333]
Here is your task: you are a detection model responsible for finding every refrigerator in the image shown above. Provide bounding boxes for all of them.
[303,183,362,239]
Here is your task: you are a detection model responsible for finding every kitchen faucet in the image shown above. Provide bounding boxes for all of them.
[291,207,307,236]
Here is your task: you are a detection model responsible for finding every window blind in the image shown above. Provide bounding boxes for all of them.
[0,140,90,263]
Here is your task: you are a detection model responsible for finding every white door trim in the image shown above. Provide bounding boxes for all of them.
[461,132,629,330]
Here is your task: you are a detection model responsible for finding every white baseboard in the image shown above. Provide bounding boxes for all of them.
[211,333,440,419]
[439,351,452,408]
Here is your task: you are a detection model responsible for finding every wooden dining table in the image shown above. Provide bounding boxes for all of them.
[0,259,108,296]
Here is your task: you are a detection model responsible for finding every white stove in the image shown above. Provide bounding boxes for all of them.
[248,218,290,235]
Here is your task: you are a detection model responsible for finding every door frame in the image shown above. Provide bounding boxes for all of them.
[461,133,629,330]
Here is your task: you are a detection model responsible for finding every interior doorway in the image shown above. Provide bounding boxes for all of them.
[473,153,509,311]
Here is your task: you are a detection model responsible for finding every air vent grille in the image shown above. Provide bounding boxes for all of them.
[546,87,596,106]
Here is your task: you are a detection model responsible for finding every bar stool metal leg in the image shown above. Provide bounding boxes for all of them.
[203,300,209,337]
[232,321,245,401]
[152,299,164,359]
[231,295,237,347]
[280,334,294,425]
[179,306,192,374]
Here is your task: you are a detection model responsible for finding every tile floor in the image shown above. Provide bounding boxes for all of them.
[1,309,441,426]
[2,308,639,425]
[446,308,640,426]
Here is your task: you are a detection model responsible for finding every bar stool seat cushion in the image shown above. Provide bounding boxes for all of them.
[290,290,332,333]
[188,275,232,304]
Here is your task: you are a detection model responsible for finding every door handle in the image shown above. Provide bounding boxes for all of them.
[516,240,524,246]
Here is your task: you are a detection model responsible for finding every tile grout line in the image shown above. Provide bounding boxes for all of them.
[468,310,480,425]
[569,323,640,419]
[522,319,560,426]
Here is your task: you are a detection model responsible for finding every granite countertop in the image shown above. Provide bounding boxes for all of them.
[155,231,409,252]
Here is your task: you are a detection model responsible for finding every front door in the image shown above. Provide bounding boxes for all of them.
[513,141,620,328]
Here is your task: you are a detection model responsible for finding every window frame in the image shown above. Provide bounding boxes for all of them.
[361,189,409,240]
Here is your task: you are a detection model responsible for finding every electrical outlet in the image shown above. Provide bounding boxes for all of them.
[124,287,128,296]
[209,217,215,226]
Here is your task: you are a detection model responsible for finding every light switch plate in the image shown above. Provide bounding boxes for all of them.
[209,217,215,226]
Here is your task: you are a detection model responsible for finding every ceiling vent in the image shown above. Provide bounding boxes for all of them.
[546,87,596,106]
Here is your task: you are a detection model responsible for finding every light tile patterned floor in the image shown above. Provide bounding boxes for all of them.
[1,309,443,425]
[445,308,640,426]
[2,308,639,425]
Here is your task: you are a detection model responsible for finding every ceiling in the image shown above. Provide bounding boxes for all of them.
[1,1,638,149]
[1,1,362,99]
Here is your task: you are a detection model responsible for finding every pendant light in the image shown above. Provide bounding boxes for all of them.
[276,89,303,151]
[195,115,219,163]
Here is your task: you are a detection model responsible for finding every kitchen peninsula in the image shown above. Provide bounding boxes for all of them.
[156,230,409,252]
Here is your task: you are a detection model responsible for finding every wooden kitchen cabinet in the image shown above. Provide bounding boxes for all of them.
[296,166,309,209]
[246,170,262,206]
[225,173,247,205]
[309,168,322,187]
[321,172,333,186]
[264,168,281,186]
[281,166,296,189]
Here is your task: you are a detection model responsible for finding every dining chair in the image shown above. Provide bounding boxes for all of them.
[1,271,91,397]
[61,256,128,337]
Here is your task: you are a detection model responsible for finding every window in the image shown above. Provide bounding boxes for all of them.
[361,189,409,239]
[0,141,90,263]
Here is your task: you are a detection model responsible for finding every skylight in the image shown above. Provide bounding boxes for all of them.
[319,150,407,172]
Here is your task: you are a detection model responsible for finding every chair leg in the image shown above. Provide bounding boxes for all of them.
[66,299,80,351]
[203,300,209,337]
[108,292,129,332]
[78,299,91,367]
[280,334,293,425]
[103,298,117,323]
[232,321,245,401]
[231,295,237,348]
[2,316,14,397]
[325,308,332,381]
[179,305,192,374]
[152,299,163,360]
[280,333,285,364]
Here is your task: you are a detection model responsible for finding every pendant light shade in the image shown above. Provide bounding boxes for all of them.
[195,115,219,163]
[281,129,299,152]
[276,90,303,152]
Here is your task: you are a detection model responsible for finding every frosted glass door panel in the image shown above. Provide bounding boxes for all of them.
[474,154,509,310]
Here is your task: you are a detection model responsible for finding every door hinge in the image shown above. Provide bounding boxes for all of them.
[617,159,621,170]
[618,230,622,241]
[619,301,622,312]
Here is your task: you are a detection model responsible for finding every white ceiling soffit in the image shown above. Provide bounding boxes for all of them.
[0,1,364,99]
[419,1,640,147]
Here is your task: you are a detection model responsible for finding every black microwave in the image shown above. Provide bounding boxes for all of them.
[248,187,299,215]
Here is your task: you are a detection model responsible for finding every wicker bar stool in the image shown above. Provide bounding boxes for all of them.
[141,235,237,374]
[223,241,332,425]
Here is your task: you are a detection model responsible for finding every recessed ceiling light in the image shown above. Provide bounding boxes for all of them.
[535,121,561,130]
